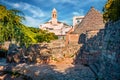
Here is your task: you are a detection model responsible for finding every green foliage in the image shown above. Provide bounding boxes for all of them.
[18,25,37,47]
[35,29,58,43]
[28,27,40,33]
[103,0,120,22]
[0,4,35,47]
[0,4,58,47]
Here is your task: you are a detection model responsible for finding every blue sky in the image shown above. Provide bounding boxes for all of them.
[0,0,107,28]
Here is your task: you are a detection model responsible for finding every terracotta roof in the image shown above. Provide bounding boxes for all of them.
[73,7,105,34]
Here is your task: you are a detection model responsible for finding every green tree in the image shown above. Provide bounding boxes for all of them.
[0,5,24,42]
[0,4,58,47]
[28,27,40,33]
[0,4,34,47]
[103,0,120,22]
[35,29,58,43]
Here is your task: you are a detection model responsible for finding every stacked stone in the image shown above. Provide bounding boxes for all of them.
[50,44,81,62]
[98,20,120,80]
[76,29,104,65]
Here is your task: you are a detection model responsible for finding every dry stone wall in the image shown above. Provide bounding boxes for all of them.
[75,20,120,80]
[75,29,104,65]
[47,40,81,62]
[5,40,81,64]
[98,20,120,80]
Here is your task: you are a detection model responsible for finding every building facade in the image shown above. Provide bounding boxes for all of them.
[73,16,84,27]
[66,7,105,45]
[40,8,72,39]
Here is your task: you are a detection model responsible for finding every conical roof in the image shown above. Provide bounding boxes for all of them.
[73,7,105,34]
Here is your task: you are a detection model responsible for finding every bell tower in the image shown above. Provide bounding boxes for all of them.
[52,8,57,25]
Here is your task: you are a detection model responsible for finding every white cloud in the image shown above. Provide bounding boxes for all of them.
[73,9,84,16]
[17,2,45,18]
[13,3,20,8]
[23,16,50,27]
[1,0,107,27]
[59,17,73,26]
[52,0,72,3]
[28,6,45,18]
[23,16,40,27]
[51,0,98,7]
[1,1,46,18]
[51,0,79,5]
[73,12,80,16]
[1,0,49,27]
[5,1,45,18]
[1,0,20,8]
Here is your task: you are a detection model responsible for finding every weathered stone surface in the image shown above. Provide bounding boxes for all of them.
[75,20,120,80]
[7,44,21,63]
[50,43,81,62]
[98,20,120,80]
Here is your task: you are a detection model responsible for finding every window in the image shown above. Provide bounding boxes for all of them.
[77,20,80,23]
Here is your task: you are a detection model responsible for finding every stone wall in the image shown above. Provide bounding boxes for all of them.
[75,20,120,80]
[98,20,120,80]
[74,29,104,65]
[46,40,81,62]
[51,44,81,61]
[5,40,81,64]
[47,40,65,48]
[66,33,79,45]
[86,29,100,39]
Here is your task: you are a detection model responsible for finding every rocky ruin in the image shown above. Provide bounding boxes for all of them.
[0,20,120,80]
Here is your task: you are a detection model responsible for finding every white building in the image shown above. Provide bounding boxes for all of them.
[40,8,72,39]
[73,16,84,27]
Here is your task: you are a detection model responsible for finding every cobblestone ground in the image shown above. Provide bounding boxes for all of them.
[12,58,95,80]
